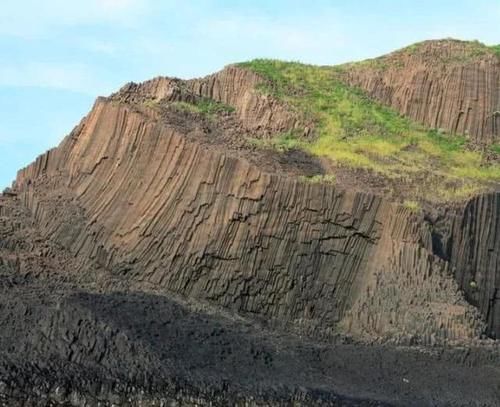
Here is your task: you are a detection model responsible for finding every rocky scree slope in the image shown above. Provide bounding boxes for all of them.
[1,39,499,405]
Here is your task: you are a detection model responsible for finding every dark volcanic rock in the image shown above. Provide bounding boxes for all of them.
[450,193,500,337]
[0,200,498,406]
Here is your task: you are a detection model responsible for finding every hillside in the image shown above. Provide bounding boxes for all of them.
[1,39,499,405]
[238,40,500,203]
[344,39,500,144]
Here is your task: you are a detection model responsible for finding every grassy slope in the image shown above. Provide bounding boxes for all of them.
[238,54,500,203]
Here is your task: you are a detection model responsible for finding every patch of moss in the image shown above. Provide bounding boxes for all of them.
[402,200,421,212]
[237,59,500,202]
[247,131,302,152]
[171,99,235,117]
[299,174,336,185]
[490,143,500,155]
[142,99,160,109]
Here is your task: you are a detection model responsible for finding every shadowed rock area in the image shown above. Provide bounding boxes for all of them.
[0,196,499,406]
[1,39,499,406]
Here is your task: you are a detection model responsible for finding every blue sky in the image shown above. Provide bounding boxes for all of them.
[1,0,499,188]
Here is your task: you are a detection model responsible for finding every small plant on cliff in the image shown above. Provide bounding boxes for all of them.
[402,200,420,212]
[142,99,160,109]
[197,99,235,115]
[299,174,336,185]
[247,131,302,152]
[171,99,235,118]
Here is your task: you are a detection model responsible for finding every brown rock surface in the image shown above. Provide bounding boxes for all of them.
[12,66,497,342]
[343,40,500,144]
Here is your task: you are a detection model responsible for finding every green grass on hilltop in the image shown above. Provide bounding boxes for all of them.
[237,59,500,202]
[406,39,500,56]
[489,44,500,57]
[472,41,500,57]
[342,40,500,71]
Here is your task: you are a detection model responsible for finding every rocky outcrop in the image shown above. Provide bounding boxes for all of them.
[114,66,306,138]
[13,90,495,341]
[342,207,486,343]
[187,66,308,136]
[343,40,500,144]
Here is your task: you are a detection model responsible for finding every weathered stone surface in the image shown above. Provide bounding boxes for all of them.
[342,206,486,343]
[14,99,385,335]
[449,192,500,337]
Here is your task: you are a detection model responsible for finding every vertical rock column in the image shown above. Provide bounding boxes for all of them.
[451,192,500,338]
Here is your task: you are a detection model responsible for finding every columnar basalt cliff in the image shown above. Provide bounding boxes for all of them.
[13,98,383,335]
[450,192,500,337]
[1,40,500,405]
[343,40,500,144]
[12,94,490,343]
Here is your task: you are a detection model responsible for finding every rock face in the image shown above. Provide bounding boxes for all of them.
[115,66,305,137]
[450,193,500,337]
[12,67,497,341]
[1,41,500,405]
[2,172,500,406]
[343,40,500,144]
[2,194,500,407]
[14,98,383,336]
